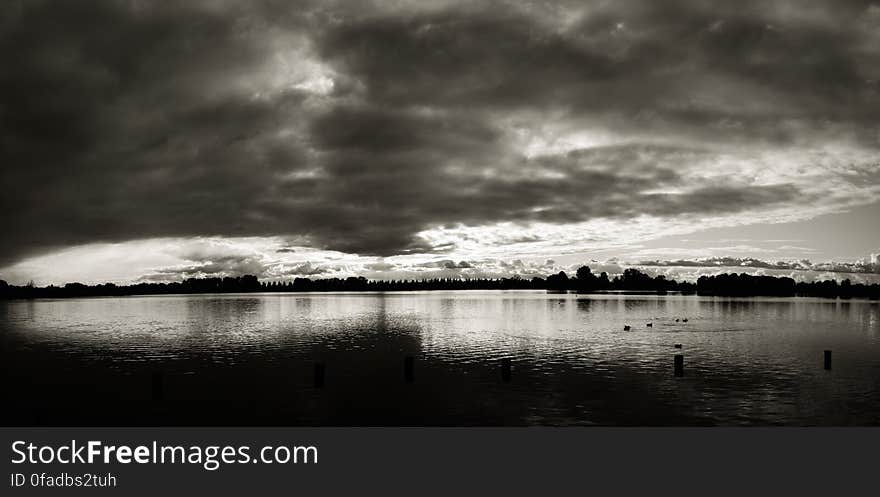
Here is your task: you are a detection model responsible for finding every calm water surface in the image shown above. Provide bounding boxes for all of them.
[2,291,879,425]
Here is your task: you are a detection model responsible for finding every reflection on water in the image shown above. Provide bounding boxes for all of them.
[1,291,879,425]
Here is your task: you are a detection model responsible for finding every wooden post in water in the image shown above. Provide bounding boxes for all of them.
[151,372,164,401]
[404,356,415,383]
[501,358,512,382]
[314,362,325,388]
[674,354,684,377]
[824,350,832,370]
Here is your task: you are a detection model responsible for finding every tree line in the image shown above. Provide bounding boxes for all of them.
[1,267,878,299]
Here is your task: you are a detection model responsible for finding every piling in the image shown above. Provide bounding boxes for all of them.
[151,372,164,401]
[501,358,512,382]
[824,350,832,370]
[314,362,325,388]
[404,356,415,383]
[674,355,684,377]
[674,344,682,349]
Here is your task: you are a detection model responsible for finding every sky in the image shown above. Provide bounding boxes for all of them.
[1,0,879,285]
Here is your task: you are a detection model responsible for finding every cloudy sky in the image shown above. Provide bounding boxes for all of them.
[1,0,879,285]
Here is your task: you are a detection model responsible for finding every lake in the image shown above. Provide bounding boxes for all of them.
[2,291,879,425]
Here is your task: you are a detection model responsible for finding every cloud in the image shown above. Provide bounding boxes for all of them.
[632,265,880,285]
[635,256,880,274]
[1,233,875,286]
[281,262,329,277]
[364,262,397,271]
[316,0,880,144]
[148,255,270,280]
[1,0,878,274]
[442,260,474,269]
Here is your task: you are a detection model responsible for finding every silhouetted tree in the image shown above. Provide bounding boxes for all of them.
[576,266,598,292]
[546,271,570,291]
[1,269,878,300]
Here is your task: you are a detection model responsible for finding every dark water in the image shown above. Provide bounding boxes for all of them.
[2,291,879,425]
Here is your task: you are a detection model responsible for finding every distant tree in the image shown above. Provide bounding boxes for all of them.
[575,266,598,291]
[616,268,653,290]
[240,275,260,291]
[1,270,879,300]
[546,271,570,291]
[576,266,592,280]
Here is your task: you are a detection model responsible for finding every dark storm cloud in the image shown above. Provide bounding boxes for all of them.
[0,0,316,265]
[317,0,880,144]
[2,0,878,267]
[316,7,621,108]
